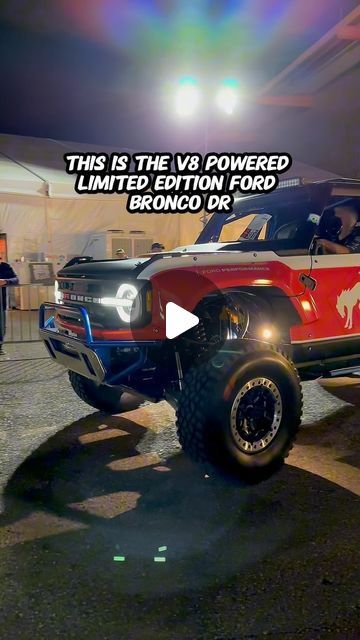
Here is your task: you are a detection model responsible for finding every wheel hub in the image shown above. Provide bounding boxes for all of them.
[230,377,282,453]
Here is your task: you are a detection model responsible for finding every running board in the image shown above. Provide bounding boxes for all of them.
[330,365,360,377]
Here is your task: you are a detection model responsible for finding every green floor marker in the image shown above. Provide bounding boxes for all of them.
[158,546,167,552]
[154,557,166,562]
[113,556,126,562]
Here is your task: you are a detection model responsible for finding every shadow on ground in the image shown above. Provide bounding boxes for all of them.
[320,376,360,407]
[0,385,359,639]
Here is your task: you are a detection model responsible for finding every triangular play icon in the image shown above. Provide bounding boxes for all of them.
[165,302,199,340]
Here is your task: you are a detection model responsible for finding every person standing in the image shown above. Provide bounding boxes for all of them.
[0,257,19,354]
[115,248,129,260]
[151,242,165,252]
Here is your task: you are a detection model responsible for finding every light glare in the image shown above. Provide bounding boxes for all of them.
[261,326,273,341]
[54,280,62,304]
[175,79,200,117]
[216,85,238,115]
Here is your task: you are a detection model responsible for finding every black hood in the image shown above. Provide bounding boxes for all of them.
[58,257,150,280]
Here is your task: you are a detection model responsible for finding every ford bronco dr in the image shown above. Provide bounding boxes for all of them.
[40,178,360,482]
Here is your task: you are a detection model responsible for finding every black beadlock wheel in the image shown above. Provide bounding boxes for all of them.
[176,343,303,483]
[68,371,139,414]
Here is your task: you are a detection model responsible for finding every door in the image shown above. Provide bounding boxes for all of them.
[309,253,360,340]
[299,187,360,359]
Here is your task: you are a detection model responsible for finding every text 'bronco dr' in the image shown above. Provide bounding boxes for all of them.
[40,178,360,482]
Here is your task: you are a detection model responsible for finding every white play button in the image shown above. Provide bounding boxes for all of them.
[166,302,199,340]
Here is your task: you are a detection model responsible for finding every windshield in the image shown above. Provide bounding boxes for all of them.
[196,187,323,255]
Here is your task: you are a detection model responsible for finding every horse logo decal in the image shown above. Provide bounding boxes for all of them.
[336,282,360,329]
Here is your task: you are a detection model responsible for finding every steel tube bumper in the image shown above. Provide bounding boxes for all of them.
[39,302,158,384]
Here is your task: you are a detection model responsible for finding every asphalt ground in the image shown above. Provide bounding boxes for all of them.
[0,348,359,639]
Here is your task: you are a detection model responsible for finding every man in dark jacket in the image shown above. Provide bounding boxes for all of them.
[0,257,19,353]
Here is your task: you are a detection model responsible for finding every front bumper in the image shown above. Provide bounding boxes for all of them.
[39,302,159,385]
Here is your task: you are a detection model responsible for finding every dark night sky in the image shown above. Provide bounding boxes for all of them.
[0,0,358,151]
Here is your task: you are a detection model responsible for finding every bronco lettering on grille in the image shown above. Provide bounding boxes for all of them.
[62,292,101,303]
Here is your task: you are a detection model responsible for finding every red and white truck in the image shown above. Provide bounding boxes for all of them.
[40,178,360,482]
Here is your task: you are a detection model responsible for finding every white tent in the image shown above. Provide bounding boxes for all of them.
[0,133,340,261]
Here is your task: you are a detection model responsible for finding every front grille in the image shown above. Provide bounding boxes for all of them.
[57,277,151,333]
[57,302,123,331]
[59,277,105,301]
[56,311,83,326]
[58,278,118,330]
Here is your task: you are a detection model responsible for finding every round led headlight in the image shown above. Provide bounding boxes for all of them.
[101,283,141,323]
[116,283,139,322]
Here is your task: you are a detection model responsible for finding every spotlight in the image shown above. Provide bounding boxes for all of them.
[262,327,273,340]
[216,79,238,115]
[260,325,277,342]
[175,77,200,117]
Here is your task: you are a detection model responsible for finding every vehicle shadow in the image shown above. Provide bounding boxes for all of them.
[319,376,360,407]
[298,377,359,447]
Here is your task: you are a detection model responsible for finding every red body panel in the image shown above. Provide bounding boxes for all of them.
[291,263,360,342]
[56,258,360,344]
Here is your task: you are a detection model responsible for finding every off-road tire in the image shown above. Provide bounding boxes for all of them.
[176,342,303,483]
[68,371,131,413]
